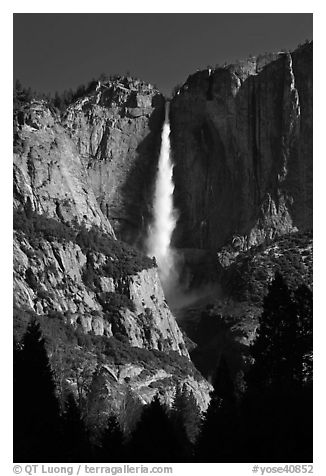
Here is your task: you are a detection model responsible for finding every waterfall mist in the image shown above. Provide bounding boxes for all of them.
[146,101,179,297]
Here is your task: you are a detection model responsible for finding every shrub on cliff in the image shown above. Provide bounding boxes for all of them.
[76,224,155,277]
[14,209,75,244]
[14,209,155,279]
[223,231,312,305]
[103,337,199,379]
[97,292,135,313]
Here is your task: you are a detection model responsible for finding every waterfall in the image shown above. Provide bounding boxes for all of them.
[146,101,178,293]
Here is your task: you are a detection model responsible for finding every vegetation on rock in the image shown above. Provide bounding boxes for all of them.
[222,230,312,305]
[14,208,155,278]
[14,272,312,462]
[195,273,312,462]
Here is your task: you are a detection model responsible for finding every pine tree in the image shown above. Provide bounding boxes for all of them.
[98,415,125,462]
[53,91,63,111]
[128,395,179,462]
[240,273,313,462]
[212,355,236,404]
[61,393,90,462]
[14,79,33,108]
[195,356,240,462]
[170,385,192,460]
[14,79,23,108]
[172,384,201,446]
[85,366,110,443]
[13,319,64,462]
[248,272,298,388]
[118,386,143,437]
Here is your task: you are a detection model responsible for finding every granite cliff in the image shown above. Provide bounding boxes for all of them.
[13,43,312,425]
[14,44,312,254]
[14,227,187,356]
[62,77,165,244]
[14,77,166,244]
[13,76,211,419]
[14,101,115,236]
[170,42,312,251]
[183,230,313,383]
[13,213,211,415]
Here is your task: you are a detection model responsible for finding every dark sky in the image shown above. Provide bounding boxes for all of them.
[13,13,312,96]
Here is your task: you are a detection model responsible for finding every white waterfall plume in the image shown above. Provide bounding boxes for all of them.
[146,101,179,292]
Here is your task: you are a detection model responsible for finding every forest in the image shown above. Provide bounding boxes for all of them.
[14,273,312,463]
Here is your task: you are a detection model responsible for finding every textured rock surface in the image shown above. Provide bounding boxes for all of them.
[13,76,212,413]
[170,42,312,251]
[13,101,114,236]
[14,231,188,356]
[106,367,211,415]
[63,78,165,243]
[13,45,312,416]
[14,77,165,244]
[176,231,313,384]
[13,229,212,411]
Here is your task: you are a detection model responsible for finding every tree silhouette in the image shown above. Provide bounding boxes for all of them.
[97,415,125,462]
[248,272,299,388]
[85,366,109,444]
[212,355,237,404]
[14,79,33,109]
[127,395,179,462]
[240,274,313,462]
[171,383,201,457]
[195,355,240,462]
[13,319,64,462]
[61,393,91,462]
[118,386,143,437]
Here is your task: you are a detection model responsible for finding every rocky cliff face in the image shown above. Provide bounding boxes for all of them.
[14,229,188,355]
[176,229,313,386]
[170,42,312,251]
[14,44,312,255]
[13,44,312,419]
[13,101,115,236]
[63,78,165,244]
[13,224,211,412]
[13,76,212,415]
[14,77,165,244]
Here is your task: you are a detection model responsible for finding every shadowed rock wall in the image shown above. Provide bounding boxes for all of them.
[170,43,312,251]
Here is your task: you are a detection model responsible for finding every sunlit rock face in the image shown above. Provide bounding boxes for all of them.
[13,232,188,356]
[14,77,165,244]
[13,76,212,415]
[170,42,312,251]
[13,100,115,236]
[63,78,165,244]
[12,43,312,417]
[13,229,212,411]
